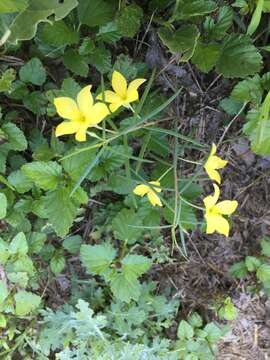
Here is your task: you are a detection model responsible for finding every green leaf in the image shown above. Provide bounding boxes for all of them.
[8,0,78,44]
[216,34,262,78]
[22,161,62,190]
[2,122,27,151]
[174,0,217,19]
[121,254,152,279]
[230,75,262,105]
[0,69,16,92]
[164,202,197,230]
[39,21,79,47]
[187,313,203,328]
[192,41,220,72]
[0,280,8,305]
[245,256,261,271]
[97,22,121,43]
[62,146,96,181]
[110,272,141,303]
[19,57,46,86]
[80,243,116,275]
[23,91,47,115]
[63,235,82,254]
[257,264,270,283]
[218,297,238,321]
[0,0,28,13]
[203,6,233,40]
[261,237,270,257]
[50,254,66,274]
[63,49,89,77]
[15,291,41,316]
[27,232,46,254]
[158,25,200,61]
[7,272,28,288]
[112,208,143,244]
[177,320,194,339]
[0,193,7,220]
[88,46,111,74]
[79,38,95,56]
[78,0,116,27]
[9,232,28,255]
[204,323,223,343]
[229,261,248,278]
[44,187,78,237]
[8,170,33,194]
[247,0,264,36]
[116,4,143,38]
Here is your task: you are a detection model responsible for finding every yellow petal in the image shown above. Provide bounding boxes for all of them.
[128,78,146,92]
[54,97,81,121]
[86,103,109,126]
[205,213,216,234]
[55,121,80,137]
[149,181,161,193]
[77,85,93,118]
[210,143,217,156]
[109,102,122,112]
[112,71,127,98]
[126,89,139,103]
[203,184,220,209]
[205,214,230,236]
[210,156,228,169]
[97,90,122,104]
[147,191,162,207]
[215,200,238,215]
[133,184,149,196]
[75,127,87,142]
[204,166,221,184]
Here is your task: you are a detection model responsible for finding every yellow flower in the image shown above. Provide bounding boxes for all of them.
[203,184,238,237]
[54,85,109,142]
[133,181,162,207]
[204,143,228,184]
[97,71,146,112]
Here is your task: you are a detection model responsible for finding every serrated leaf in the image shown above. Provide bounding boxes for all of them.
[245,256,261,271]
[158,25,200,61]
[122,254,152,278]
[0,68,16,92]
[192,41,221,72]
[257,263,270,283]
[216,34,262,78]
[39,20,79,47]
[8,0,78,44]
[78,0,116,27]
[116,4,143,38]
[23,91,47,115]
[231,75,262,105]
[15,291,41,316]
[97,22,121,43]
[9,232,28,255]
[22,161,62,190]
[2,122,27,151]
[19,58,46,86]
[110,272,141,303]
[8,170,33,193]
[204,6,233,40]
[0,193,7,219]
[112,208,143,244]
[63,49,89,77]
[0,0,28,13]
[177,320,194,339]
[80,243,116,275]
[0,280,8,304]
[7,272,28,288]
[50,254,66,274]
[88,46,111,74]
[174,0,217,19]
[63,235,81,254]
[44,187,77,237]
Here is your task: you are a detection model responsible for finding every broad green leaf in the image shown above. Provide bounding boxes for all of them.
[192,41,221,73]
[158,25,200,61]
[50,254,66,274]
[110,272,141,303]
[0,193,7,219]
[22,161,62,190]
[8,170,33,193]
[231,75,262,105]
[9,232,28,255]
[261,237,270,257]
[78,0,116,27]
[62,146,96,181]
[63,235,82,254]
[112,208,143,244]
[2,122,27,151]
[97,22,121,43]
[0,0,28,13]
[216,34,262,78]
[44,187,78,237]
[19,58,46,86]
[7,272,28,288]
[0,280,8,304]
[174,0,217,20]
[63,49,89,77]
[80,243,116,275]
[27,232,46,254]
[187,313,203,328]
[245,256,261,271]
[15,291,41,316]
[204,323,223,343]
[257,263,270,283]
[88,46,112,74]
[116,4,143,38]
[0,69,16,92]
[177,320,194,339]
[79,38,95,55]
[203,6,233,40]
[39,21,79,47]
[8,0,78,44]
[122,254,151,278]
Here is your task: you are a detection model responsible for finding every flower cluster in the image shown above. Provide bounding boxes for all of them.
[203,144,238,237]
[53,71,146,142]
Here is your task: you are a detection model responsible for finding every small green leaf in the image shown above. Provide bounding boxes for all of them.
[177,320,194,339]
[192,41,221,73]
[187,313,203,328]
[8,170,33,194]
[245,256,261,271]
[110,272,141,303]
[78,0,116,27]
[22,161,62,190]
[204,323,223,343]
[39,20,79,47]
[0,0,28,13]
[88,46,112,74]
[229,261,248,278]
[257,263,270,283]
[203,6,233,40]
[231,75,262,105]
[218,297,238,321]
[63,235,82,254]
[261,237,270,257]
[0,280,8,305]
[112,208,143,244]
[63,49,89,77]
[19,58,46,86]
[15,291,41,316]
[2,122,27,151]
[7,272,28,288]
[9,232,28,255]
[50,254,66,274]
[174,0,217,19]
[0,193,7,219]
[0,69,16,92]
[80,243,116,275]
[116,4,143,38]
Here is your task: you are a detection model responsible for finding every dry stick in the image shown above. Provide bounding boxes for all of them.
[217,103,247,148]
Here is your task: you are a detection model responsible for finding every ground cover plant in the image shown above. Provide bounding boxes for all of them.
[0,0,270,359]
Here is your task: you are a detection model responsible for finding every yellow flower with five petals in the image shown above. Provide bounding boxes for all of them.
[54,85,109,142]
[97,71,146,112]
[204,143,228,184]
[133,181,162,207]
[203,184,238,237]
